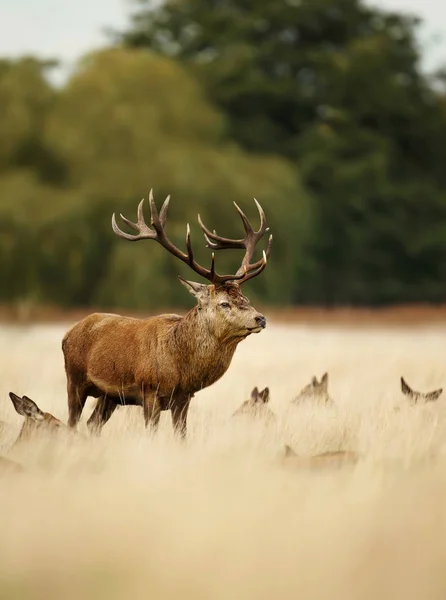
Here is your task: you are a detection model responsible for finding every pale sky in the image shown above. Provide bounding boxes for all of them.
[0,0,444,85]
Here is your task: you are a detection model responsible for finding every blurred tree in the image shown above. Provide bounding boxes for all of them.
[118,0,446,304]
[295,121,446,304]
[43,48,305,308]
[0,57,65,184]
[117,0,432,157]
[0,171,113,307]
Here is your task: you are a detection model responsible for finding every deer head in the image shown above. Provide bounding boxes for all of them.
[292,372,333,405]
[232,386,275,420]
[112,190,272,341]
[9,392,79,444]
[400,377,443,405]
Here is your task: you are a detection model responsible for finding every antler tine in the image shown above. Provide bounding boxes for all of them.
[236,198,269,272]
[199,197,268,249]
[118,213,139,233]
[197,198,272,284]
[253,198,267,233]
[185,223,194,265]
[148,188,162,234]
[112,197,156,241]
[210,252,215,279]
[185,223,246,284]
[197,214,245,249]
[136,198,155,236]
[241,233,273,273]
[238,250,268,284]
[233,198,268,237]
[159,195,171,228]
[233,201,253,236]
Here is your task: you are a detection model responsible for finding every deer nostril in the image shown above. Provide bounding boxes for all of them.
[255,315,266,328]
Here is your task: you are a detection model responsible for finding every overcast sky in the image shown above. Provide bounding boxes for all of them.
[0,0,444,84]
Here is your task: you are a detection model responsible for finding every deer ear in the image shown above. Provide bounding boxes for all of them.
[320,372,328,390]
[250,387,259,401]
[401,377,413,397]
[259,387,270,403]
[311,376,318,387]
[425,388,443,402]
[178,277,209,302]
[9,393,45,421]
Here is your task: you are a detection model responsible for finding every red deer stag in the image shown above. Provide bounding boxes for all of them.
[62,189,272,437]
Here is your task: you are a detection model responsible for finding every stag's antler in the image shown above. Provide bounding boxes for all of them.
[198,198,272,284]
[111,189,271,286]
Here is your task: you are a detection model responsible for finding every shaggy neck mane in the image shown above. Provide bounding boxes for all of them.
[173,305,240,364]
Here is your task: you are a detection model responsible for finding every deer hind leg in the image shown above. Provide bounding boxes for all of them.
[171,397,191,439]
[87,396,117,435]
[143,392,161,433]
[67,379,88,429]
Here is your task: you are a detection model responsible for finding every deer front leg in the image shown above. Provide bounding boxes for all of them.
[87,396,117,435]
[143,392,161,433]
[171,397,191,439]
[67,379,88,429]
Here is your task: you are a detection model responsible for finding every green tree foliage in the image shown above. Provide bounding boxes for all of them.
[0,57,63,183]
[2,0,446,311]
[119,0,446,304]
[0,49,304,310]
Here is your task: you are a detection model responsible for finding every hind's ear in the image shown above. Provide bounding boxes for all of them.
[9,393,45,421]
[311,376,318,387]
[425,388,443,402]
[320,372,328,389]
[250,387,259,401]
[259,387,270,403]
[401,377,413,397]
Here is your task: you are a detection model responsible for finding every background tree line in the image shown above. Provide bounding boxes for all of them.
[1,0,446,311]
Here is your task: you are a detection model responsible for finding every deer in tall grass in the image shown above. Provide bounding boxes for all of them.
[292,372,334,406]
[232,386,276,422]
[8,392,79,446]
[0,393,79,473]
[62,189,272,438]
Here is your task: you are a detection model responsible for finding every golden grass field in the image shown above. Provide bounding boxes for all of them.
[1,316,446,599]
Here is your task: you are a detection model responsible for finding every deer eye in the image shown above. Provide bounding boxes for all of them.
[219,302,230,309]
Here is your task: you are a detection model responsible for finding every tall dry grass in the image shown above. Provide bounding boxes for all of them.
[0,320,446,599]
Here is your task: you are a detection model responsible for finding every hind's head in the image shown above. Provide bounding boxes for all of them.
[293,372,333,405]
[9,392,78,443]
[232,386,275,420]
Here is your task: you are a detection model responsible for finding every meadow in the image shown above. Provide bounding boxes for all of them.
[1,317,446,599]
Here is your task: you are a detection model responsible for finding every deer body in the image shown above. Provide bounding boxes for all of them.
[63,190,272,437]
[64,307,243,422]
